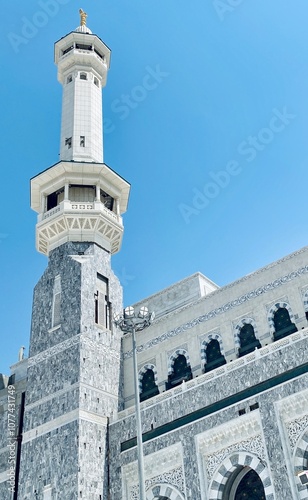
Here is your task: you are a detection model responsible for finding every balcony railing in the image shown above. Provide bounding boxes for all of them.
[39,200,121,225]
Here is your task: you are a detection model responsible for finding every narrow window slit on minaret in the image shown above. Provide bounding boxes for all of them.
[95,274,111,329]
[80,136,85,147]
[80,72,87,80]
[65,137,72,149]
[52,276,61,328]
[67,75,72,84]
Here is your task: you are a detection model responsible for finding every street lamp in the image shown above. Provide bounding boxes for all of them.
[114,306,155,500]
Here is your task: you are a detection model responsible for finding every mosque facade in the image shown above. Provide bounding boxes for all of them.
[0,14,307,500]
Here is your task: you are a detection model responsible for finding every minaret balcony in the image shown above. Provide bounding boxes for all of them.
[31,162,130,256]
[38,200,122,224]
[36,199,124,256]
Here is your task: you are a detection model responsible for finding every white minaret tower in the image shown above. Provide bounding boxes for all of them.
[18,11,129,499]
[31,9,129,256]
[56,10,108,163]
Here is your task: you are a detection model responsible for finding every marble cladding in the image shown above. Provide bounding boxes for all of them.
[109,337,308,499]
[17,242,123,498]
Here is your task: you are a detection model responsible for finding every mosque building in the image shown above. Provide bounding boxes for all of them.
[0,11,308,500]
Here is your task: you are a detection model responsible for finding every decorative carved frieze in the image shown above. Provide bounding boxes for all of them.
[124,264,308,358]
[197,413,266,480]
[122,443,184,499]
[28,334,81,367]
[130,466,185,500]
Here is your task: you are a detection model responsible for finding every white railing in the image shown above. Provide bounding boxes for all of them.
[42,205,61,220]
[40,200,121,224]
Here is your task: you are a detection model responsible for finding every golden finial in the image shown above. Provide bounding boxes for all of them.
[79,8,88,27]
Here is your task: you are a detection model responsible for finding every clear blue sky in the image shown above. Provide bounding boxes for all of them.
[1,0,308,374]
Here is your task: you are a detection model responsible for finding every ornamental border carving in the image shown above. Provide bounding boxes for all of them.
[205,434,266,480]
[124,263,308,358]
[133,247,308,310]
[130,466,185,500]
[28,334,81,367]
[286,415,308,453]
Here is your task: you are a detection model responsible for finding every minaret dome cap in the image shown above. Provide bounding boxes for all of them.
[75,25,92,34]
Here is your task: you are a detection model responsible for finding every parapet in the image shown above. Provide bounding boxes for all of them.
[131,272,219,320]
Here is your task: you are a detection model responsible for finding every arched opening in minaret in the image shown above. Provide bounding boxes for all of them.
[45,185,115,213]
[69,185,95,202]
[47,188,64,211]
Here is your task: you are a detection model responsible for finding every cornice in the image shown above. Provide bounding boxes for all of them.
[124,261,308,358]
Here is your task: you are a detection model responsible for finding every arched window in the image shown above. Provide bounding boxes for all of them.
[204,339,226,372]
[238,324,261,357]
[166,354,192,390]
[94,77,99,87]
[80,72,87,80]
[222,466,266,500]
[140,369,159,402]
[273,307,297,341]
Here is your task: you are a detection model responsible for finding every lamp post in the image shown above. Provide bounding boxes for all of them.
[114,306,155,500]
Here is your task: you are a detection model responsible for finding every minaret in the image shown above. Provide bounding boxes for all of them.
[18,11,130,499]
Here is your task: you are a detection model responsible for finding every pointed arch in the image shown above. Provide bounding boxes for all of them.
[138,364,159,401]
[201,333,226,372]
[233,317,259,350]
[208,451,274,500]
[166,350,192,390]
[167,349,191,375]
[146,483,185,500]
[267,302,297,341]
[201,332,225,366]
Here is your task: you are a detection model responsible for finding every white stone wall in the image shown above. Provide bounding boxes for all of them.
[110,334,308,499]
[122,246,308,407]
[60,70,103,163]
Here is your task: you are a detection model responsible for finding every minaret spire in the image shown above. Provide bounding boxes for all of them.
[55,13,110,163]
[30,18,130,256]
[18,16,128,499]
[79,8,88,26]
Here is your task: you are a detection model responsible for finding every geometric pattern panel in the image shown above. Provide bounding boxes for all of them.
[37,210,123,255]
